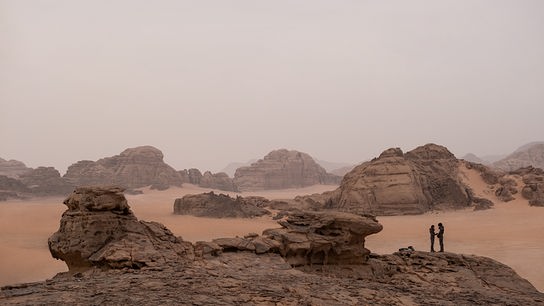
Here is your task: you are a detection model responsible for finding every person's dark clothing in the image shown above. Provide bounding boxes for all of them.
[437,224,445,252]
[429,226,436,252]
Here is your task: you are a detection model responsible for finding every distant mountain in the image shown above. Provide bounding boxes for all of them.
[462,153,485,164]
[493,142,544,171]
[314,159,353,173]
[220,160,256,177]
[330,165,357,177]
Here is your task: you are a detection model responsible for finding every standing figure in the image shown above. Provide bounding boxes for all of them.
[437,222,445,252]
[429,225,436,252]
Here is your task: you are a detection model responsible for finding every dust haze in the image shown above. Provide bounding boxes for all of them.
[1,1,544,173]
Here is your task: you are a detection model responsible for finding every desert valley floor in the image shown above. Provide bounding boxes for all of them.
[1,181,543,293]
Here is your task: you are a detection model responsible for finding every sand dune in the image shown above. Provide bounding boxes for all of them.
[1,182,543,292]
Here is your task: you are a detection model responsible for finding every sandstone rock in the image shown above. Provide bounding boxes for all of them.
[199,171,238,191]
[194,241,222,258]
[233,149,341,191]
[173,192,270,218]
[323,144,471,216]
[0,175,29,200]
[0,158,31,179]
[178,168,203,185]
[64,146,183,190]
[493,142,544,171]
[19,167,73,196]
[48,186,194,271]
[263,210,383,266]
[517,167,544,206]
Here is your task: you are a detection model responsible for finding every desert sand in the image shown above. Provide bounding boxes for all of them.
[1,180,543,292]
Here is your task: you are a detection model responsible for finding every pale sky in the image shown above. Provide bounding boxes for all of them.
[1,0,543,174]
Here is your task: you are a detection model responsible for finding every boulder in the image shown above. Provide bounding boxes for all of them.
[324,144,471,216]
[262,210,383,266]
[173,192,270,218]
[233,149,341,191]
[48,186,194,271]
[517,167,544,206]
[64,146,183,190]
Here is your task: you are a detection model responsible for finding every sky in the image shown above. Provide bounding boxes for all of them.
[1,0,543,174]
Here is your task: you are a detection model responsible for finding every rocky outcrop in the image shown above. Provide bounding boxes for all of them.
[173,192,270,218]
[19,167,73,196]
[4,250,542,305]
[178,168,203,185]
[322,144,471,215]
[48,186,194,270]
[199,171,238,191]
[3,187,544,305]
[263,211,382,266]
[233,149,341,191]
[0,175,29,200]
[493,142,544,171]
[64,146,183,190]
[0,158,31,179]
[513,166,544,206]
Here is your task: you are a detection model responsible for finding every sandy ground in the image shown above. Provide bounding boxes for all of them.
[1,179,543,292]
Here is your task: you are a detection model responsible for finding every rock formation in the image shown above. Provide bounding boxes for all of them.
[3,186,544,305]
[19,167,73,196]
[173,192,270,218]
[323,144,472,215]
[0,158,31,178]
[199,171,238,191]
[0,175,29,200]
[233,149,341,191]
[64,146,183,190]
[263,211,383,266]
[178,168,203,185]
[493,142,544,171]
[48,186,194,270]
[512,166,544,206]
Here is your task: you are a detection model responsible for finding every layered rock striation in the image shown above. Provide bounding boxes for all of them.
[233,149,341,191]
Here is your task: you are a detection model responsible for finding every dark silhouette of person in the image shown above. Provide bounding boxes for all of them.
[429,225,436,252]
[437,223,445,252]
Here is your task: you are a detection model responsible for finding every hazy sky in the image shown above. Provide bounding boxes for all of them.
[1,0,543,174]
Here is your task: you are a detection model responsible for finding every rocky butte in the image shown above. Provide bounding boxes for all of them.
[233,149,341,192]
[63,146,183,190]
[1,186,543,305]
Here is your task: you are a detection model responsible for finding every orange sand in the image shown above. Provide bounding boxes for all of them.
[1,181,543,292]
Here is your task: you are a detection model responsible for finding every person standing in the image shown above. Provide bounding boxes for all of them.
[429,225,436,252]
[437,223,445,252]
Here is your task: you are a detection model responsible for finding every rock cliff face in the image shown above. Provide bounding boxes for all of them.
[325,144,471,215]
[493,142,544,171]
[233,149,341,191]
[48,186,194,270]
[173,192,270,218]
[199,171,238,191]
[64,146,183,190]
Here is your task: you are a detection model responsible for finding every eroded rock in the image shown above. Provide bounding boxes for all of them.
[173,192,270,218]
[48,186,194,271]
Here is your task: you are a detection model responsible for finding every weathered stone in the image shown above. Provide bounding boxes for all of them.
[173,192,270,218]
[19,167,73,196]
[233,149,341,191]
[0,158,31,179]
[263,211,383,266]
[199,171,238,191]
[64,146,183,190]
[48,186,194,271]
[323,144,471,215]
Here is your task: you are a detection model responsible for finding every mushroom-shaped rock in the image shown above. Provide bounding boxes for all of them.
[263,211,382,266]
[48,186,194,271]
